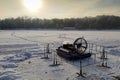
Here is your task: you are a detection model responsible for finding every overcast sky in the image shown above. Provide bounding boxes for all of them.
[0,0,120,19]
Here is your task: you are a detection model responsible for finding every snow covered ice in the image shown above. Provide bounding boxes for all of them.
[0,30,120,80]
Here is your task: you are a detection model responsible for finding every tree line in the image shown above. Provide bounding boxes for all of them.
[0,15,120,30]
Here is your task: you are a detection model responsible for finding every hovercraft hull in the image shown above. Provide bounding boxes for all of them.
[56,48,91,60]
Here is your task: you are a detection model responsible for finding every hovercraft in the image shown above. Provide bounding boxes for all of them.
[56,37,91,60]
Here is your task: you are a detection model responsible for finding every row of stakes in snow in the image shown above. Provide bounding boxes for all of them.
[77,44,110,78]
[41,43,51,59]
[100,47,110,68]
[41,43,60,66]
[87,43,110,68]
[41,42,110,78]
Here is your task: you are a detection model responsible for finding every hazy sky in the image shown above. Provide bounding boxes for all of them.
[0,0,120,19]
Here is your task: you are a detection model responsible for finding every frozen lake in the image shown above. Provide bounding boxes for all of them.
[0,30,120,55]
[0,30,120,80]
[0,30,120,45]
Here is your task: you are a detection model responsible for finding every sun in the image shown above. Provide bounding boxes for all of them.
[23,0,42,12]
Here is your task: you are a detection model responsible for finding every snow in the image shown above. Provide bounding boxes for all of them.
[0,71,19,80]
[0,62,18,68]
[0,30,120,80]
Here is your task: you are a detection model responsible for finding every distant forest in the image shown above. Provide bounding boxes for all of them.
[0,15,120,30]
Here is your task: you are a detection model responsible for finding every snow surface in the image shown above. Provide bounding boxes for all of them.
[0,30,120,80]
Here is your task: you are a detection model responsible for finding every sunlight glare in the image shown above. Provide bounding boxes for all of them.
[23,0,42,12]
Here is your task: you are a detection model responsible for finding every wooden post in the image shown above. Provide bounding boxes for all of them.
[101,47,105,67]
[53,51,56,65]
[99,45,102,59]
[90,43,93,53]
[46,43,50,58]
[88,43,90,53]
[44,46,45,57]
[93,44,97,64]
[96,45,97,53]
[105,51,108,67]
[80,58,82,76]
[76,58,85,77]
[46,43,50,53]
[102,47,105,59]
[94,54,96,64]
